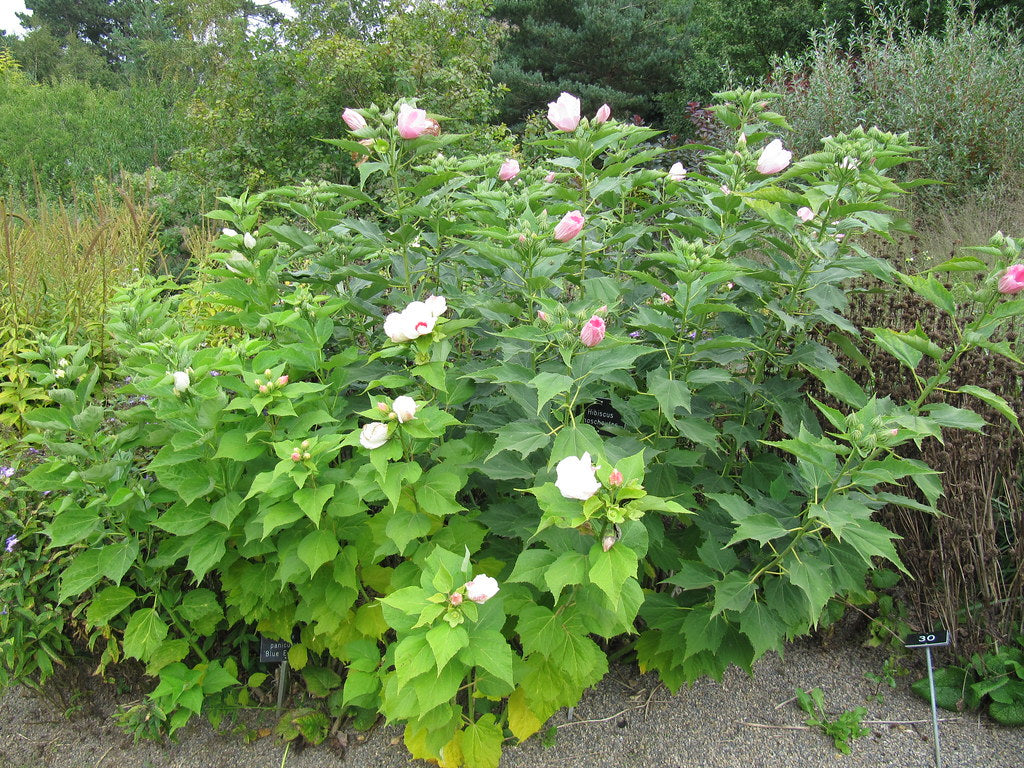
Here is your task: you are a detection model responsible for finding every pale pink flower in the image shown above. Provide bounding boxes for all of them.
[660,292,672,304]
[547,92,581,132]
[667,162,687,181]
[343,108,366,131]
[359,422,389,450]
[391,395,417,423]
[580,315,606,347]
[554,210,584,242]
[537,310,549,322]
[555,452,601,500]
[720,184,732,195]
[423,295,447,318]
[464,575,499,604]
[756,139,792,174]
[544,171,556,183]
[397,104,432,139]
[594,103,611,123]
[797,206,814,223]
[498,158,520,181]
[999,264,1024,294]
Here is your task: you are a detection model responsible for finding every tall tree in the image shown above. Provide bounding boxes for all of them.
[19,0,132,61]
[491,0,696,127]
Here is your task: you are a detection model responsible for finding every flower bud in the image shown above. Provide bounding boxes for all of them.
[888,428,899,437]
[449,592,463,606]
[277,375,289,387]
[243,232,257,249]
[544,171,556,183]
[537,310,549,322]
[608,469,624,487]
[302,452,311,460]
[259,385,268,393]
[301,440,310,449]
[602,535,616,552]
[254,378,262,387]
[264,369,272,377]
[290,451,302,462]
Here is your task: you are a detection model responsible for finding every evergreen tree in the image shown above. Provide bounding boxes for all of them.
[491,0,696,127]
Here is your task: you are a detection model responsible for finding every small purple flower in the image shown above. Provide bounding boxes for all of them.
[629,331,642,338]
[209,370,223,377]
[123,376,133,384]
[0,467,14,479]
[5,535,18,553]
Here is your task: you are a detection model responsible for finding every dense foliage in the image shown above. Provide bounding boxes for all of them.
[4,91,1023,765]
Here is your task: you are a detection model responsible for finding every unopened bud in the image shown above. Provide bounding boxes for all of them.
[449,592,463,606]
[608,469,624,487]
[301,440,310,449]
[537,310,548,322]
[377,401,390,412]
[519,234,527,244]
[302,452,311,460]
[888,428,898,437]
[259,384,268,393]
[277,375,289,387]
[254,378,262,387]
[290,451,302,462]
[264,369,272,377]
[602,535,616,552]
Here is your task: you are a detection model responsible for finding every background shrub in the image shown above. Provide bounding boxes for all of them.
[770,8,1024,209]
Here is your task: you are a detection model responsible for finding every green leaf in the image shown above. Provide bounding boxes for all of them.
[544,551,588,602]
[681,606,726,659]
[98,539,139,584]
[956,385,1019,431]
[805,367,868,409]
[425,623,468,671]
[784,553,833,620]
[213,429,265,461]
[486,421,552,460]
[461,714,503,768]
[922,403,986,432]
[297,529,340,577]
[302,666,342,698]
[737,601,786,660]
[59,548,103,602]
[178,589,224,635]
[200,660,238,695]
[46,507,102,547]
[462,629,516,687]
[86,586,137,627]
[294,484,335,526]
[185,526,228,582]
[726,513,789,546]
[154,505,212,536]
[867,327,924,370]
[414,467,465,518]
[897,272,955,314]
[648,367,691,426]
[711,572,756,615]
[529,372,574,415]
[507,549,558,588]
[587,544,638,604]
[155,463,216,505]
[122,608,169,660]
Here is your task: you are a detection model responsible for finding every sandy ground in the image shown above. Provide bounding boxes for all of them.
[0,639,1019,768]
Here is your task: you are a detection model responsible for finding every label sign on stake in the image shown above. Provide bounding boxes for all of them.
[259,636,292,664]
[905,627,951,768]
[583,398,625,434]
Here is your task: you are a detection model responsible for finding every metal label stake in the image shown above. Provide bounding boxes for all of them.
[905,630,951,768]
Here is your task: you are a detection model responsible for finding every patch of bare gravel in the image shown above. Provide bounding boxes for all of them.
[1,639,1019,768]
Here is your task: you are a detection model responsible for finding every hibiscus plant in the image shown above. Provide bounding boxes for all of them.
[7,91,1024,766]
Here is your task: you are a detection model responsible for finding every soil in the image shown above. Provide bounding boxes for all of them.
[0,636,1019,768]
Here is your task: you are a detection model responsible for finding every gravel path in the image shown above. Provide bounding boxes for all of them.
[1,639,1018,768]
